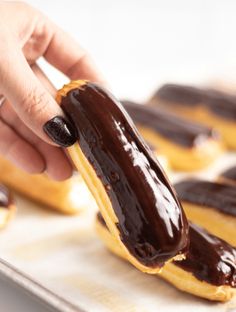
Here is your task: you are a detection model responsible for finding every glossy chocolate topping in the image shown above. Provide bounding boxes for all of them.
[175,179,236,217]
[154,84,236,121]
[175,223,236,287]
[97,213,236,287]
[221,167,236,182]
[122,100,217,148]
[0,184,12,208]
[61,82,189,267]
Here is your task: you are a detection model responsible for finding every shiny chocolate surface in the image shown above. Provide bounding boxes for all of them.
[175,222,236,287]
[61,82,189,267]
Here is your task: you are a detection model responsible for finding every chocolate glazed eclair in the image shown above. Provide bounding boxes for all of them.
[121,101,222,171]
[96,212,236,302]
[149,84,236,149]
[0,184,15,229]
[57,80,189,273]
[175,179,236,247]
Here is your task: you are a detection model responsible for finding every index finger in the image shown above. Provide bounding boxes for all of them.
[44,22,106,84]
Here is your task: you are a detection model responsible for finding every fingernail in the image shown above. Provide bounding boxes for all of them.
[43,116,77,147]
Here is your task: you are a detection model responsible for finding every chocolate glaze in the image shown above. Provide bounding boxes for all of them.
[61,82,189,268]
[122,100,218,148]
[0,184,12,209]
[176,223,236,287]
[221,167,236,182]
[97,212,236,287]
[154,84,236,121]
[175,179,236,217]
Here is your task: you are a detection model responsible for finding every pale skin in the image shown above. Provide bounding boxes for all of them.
[0,1,104,180]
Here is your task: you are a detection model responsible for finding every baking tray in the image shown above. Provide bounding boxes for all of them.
[0,257,83,312]
[0,152,236,312]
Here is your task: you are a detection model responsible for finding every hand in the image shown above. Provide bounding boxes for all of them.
[0,1,104,180]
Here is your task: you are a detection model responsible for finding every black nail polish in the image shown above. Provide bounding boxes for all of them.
[43,116,77,147]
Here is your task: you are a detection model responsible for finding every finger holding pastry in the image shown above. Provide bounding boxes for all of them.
[0,1,105,180]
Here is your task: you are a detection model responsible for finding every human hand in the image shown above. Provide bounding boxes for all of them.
[0,1,104,180]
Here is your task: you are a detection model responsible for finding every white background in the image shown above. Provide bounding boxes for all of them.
[2,1,236,311]
[34,0,236,100]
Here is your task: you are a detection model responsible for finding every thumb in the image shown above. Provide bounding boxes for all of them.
[0,49,76,147]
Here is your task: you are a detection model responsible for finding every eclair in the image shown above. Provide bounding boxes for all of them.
[218,167,236,186]
[96,213,236,302]
[149,84,236,149]
[175,179,236,246]
[0,156,85,214]
[121,100,222,171]
[57,80,189,273]
[0,183,15,229]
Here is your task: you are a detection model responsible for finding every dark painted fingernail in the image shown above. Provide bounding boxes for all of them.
[43,116,77,147]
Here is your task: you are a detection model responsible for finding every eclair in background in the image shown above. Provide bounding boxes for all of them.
[0,156,85,214]
[121,100,222,171]
[149,83,236,149]
[175,179,236,247]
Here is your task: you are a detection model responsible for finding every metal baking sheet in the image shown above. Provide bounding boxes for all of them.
[0,258,83,312]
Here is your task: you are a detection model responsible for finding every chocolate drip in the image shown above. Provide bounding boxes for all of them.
[97,213,236,287]
[122,100,217,148]
[175,180,236,217]
[61,82,188,267]
[0,184,12,209]
[221,167,236,182]
[154,84,236,121]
